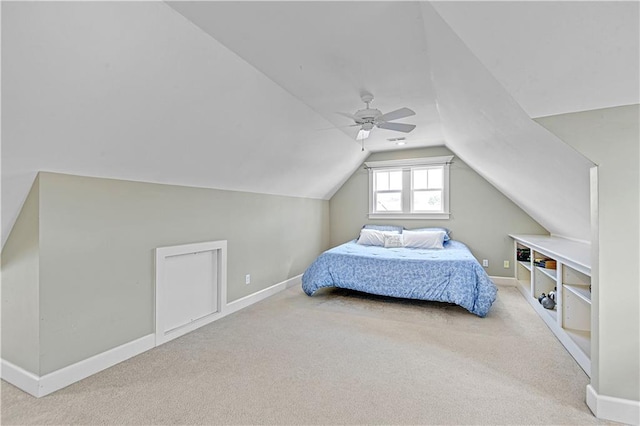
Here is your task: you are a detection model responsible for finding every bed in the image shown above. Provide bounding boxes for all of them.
[302,235,497,317]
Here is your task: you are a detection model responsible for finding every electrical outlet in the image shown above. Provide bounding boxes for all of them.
[245,274,251,285]
[482,259,489,267]
[504,260,510,268]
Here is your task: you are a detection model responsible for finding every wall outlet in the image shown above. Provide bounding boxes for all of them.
[482,259,489,267]
[504,260,510,268]
[245,274,251,285]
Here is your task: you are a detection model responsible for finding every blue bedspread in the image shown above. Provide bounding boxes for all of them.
[302,240,497,317]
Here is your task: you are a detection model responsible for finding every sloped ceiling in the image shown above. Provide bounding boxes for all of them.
[2,1,638,246]
[165,1,444,151]
[421,2,596,241]
[432,1,640,118]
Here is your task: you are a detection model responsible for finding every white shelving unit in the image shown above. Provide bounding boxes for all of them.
[510,234,592,376]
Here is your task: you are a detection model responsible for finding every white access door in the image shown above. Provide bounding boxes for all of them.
[164,250,217,332]
[155,240,227,345]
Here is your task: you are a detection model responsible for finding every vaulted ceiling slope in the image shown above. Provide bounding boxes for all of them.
[1,1,367,246]
[165,1,445,151]
[432,1,640,118]
[2,1,637,246]
[421,2,596,241]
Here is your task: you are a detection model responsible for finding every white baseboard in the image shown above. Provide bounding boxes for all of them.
[39,334,155,397]
[1,360,40,396]
[2,334,155,398]
[225,274,302,315]
[285,274,302,289]
[2,274,301,398]
[490,276,517,286]
[587,384,640,425]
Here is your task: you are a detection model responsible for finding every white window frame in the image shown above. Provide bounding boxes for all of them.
[365,155,453,220]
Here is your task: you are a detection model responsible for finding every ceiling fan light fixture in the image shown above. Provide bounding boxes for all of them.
[357,129,371,140]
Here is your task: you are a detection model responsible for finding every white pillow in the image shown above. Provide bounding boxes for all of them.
[403,230,446,249]
[384,233,404,248]
[357,229,398,246]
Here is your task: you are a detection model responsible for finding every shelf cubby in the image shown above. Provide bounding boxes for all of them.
[514,243,533,296]
[537,266,557,281]
[564,329,591,357]
[563,265,590,286]
[510,234,592,376]
[563,285,590,330]
[534,266,557,298]
[564,284,591,304]
[518,260,532,272]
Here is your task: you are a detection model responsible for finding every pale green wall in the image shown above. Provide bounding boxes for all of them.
[536,104,640,403]
[35,172,329,374]
[1,176,40,374]
[329,146,548,277]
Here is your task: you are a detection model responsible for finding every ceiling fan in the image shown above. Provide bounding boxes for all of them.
[337,92,416,148]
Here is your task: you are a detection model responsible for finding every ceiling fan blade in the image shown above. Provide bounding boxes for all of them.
[377,107,415,123]
[316,123,360,131]
[336,111,358,121]
[356,128,371,140]
[377,122,416,133]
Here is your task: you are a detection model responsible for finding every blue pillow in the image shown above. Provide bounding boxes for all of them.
[362,224,404,233]
[408,227,451,241]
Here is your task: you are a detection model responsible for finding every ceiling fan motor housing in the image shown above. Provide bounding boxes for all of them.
[354,108,382,125]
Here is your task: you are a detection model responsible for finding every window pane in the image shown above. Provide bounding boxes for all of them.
[427,168,443,189]
[376,192,402,212]
[376,171,388,191]
[413,190,442,211]
[413,169,428,190]
[389,171,402,190]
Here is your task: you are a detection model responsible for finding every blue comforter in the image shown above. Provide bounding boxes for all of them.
[302,240,497,317]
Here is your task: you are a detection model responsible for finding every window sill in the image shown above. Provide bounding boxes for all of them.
[368,213,450,220]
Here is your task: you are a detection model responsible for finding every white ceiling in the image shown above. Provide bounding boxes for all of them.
[167,1,444,151]
[2,1,638,245]
[433,1,640,118]
[421,2,595,241]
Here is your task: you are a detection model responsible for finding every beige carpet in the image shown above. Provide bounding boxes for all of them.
[1,285,610,425]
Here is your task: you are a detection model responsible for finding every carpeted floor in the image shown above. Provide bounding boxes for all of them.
[1,285,610,425]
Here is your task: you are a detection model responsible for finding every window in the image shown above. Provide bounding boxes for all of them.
[365,156,453,219]
[411,167,443,212]
[374,169,403,212]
